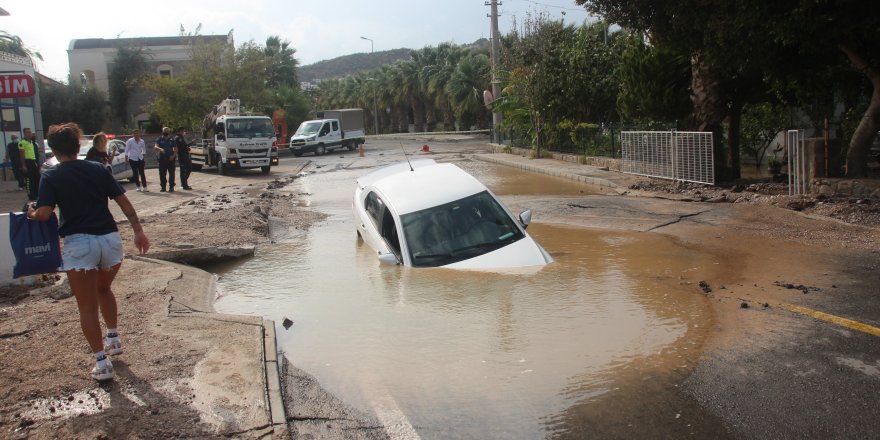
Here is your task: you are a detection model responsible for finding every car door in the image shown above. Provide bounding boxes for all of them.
[327,120,342,147]
[109,140,132,180]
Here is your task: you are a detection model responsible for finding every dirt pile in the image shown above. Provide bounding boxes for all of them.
[629,180,880,227]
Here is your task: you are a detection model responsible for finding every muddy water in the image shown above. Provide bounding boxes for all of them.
[213,160,720,439]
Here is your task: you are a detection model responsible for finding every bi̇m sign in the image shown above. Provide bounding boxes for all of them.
[0,74,36,98]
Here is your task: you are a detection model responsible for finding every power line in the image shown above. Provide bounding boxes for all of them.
[513,0,589,12]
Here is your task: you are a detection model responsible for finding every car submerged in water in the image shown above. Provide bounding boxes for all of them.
[353,159,552,270]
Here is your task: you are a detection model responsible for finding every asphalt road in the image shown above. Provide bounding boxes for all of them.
[286,136,880,439]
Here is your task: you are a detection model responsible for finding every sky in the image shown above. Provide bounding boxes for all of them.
[1,0,594,82]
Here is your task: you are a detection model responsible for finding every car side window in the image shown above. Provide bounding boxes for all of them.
[381,208,401,257]
[331,121,339,132]
[364,191,382,225]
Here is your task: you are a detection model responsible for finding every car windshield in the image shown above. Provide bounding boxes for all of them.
[400,191,525,267]
[225,118,274,139]
[295,122,322,136]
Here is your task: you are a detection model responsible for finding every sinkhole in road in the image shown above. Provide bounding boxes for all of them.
[212,159,720,439]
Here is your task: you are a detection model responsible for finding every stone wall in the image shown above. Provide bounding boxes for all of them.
[812,178,880,198]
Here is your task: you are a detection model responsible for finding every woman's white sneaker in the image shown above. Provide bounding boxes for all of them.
[103,337,123,355]
[90,362,114,381]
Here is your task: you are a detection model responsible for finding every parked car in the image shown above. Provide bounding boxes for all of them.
[42,138,133,182]
[353,159,553,269]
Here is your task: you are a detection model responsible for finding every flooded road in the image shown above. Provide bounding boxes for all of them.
[214,158,724,438]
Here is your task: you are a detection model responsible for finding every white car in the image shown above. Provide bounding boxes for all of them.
[353,159,552,269]
[43,138,133,182]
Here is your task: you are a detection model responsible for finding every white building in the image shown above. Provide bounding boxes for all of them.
[67,34,232,130]
[0,50,47,157]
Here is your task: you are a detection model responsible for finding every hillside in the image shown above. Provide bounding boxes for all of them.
[298,48,412,82]
[297,39,490,83]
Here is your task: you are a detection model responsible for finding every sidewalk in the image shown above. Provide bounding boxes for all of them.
[0,179,287,438]
[474,152,644,195]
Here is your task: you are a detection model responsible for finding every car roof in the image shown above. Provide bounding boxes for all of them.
[360,160,487,215]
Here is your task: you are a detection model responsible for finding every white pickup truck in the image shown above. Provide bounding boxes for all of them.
[289,109,365,157]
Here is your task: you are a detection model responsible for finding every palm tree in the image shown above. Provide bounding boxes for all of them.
[264,36,299,88]
[0,31,42,63]
[425,43,466,131]
[394,60,426,132]
[373,65,398,132]
[446,53,491,130]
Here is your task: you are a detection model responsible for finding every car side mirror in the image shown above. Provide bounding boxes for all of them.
[216,133,225,141]
[377,252,400,265]
[519,209,532,229]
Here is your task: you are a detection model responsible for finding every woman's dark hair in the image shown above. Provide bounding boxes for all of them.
[46,122,83,156]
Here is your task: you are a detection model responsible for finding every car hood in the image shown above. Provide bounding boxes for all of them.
[441,235,552,271]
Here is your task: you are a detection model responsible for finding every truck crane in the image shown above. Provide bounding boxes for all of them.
[191,97,279,175]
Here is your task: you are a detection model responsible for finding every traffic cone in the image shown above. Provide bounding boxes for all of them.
[422,144,430,152]
[358,144,364,157]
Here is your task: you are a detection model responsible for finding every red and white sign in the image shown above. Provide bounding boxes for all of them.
[0,75,35,98]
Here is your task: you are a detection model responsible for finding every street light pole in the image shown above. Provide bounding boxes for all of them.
[360,37,380,135]
[359,36,374,54]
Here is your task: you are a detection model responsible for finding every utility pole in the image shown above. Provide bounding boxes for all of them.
[487,0,503,144]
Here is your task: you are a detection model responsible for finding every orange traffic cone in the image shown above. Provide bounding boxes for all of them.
[358,144,364,157]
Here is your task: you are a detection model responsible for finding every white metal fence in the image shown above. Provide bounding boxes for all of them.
[620,131,715,184]
[787,129,807,195]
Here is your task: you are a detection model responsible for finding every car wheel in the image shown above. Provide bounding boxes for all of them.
[316,145,326,156]
[218,160,228,176]
[261,166,270,174]
[347,142,356,151]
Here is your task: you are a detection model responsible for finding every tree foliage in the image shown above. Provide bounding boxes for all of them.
[40,83,108,134]
[145,36,309,134]
[577,0,880,177]
[615,36,690,124]
[264,36,299,88]
[108,46,147,126]
[0,30,42,61]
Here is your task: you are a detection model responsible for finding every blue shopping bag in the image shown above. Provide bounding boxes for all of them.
[8,212,62,278]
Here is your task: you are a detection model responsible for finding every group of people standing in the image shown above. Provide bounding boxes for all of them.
[123,126,194,192]
[4,127,43,200]
[6,126,195,198]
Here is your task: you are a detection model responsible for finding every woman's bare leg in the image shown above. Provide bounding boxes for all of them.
[96,264,121,330]
[66,269,102,353]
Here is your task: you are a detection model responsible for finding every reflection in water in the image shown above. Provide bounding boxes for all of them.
[213,161,718,439]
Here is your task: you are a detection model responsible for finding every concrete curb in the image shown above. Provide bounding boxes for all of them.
[128,255,289,437]
[474,153,627,195]
[262,319,289,437]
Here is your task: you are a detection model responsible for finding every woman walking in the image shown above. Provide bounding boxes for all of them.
[28,122,150,381]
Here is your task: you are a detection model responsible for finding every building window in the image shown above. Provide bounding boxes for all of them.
[1,106,21,132]
[156,64,173,78]
[80,70,96,86]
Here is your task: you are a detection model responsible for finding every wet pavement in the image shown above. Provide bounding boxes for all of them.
[213,155,732,438]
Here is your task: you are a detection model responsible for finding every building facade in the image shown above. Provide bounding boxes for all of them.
[0,51,47,162]
[67,34,232,130]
